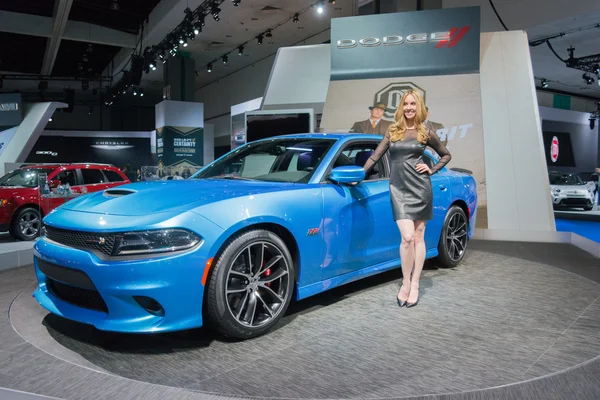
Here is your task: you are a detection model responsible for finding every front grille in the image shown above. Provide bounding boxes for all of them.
[37,258,95,290]
[47,279,108,313]
[560,198,591,206]
[45,225,116,256]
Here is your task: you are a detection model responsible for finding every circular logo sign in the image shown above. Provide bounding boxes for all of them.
[550,136,559,163]
[374,82,426,119]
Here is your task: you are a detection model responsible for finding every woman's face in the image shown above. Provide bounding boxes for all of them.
[403,94,417,120]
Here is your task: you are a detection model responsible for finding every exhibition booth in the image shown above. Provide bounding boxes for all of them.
[1,5,600,400]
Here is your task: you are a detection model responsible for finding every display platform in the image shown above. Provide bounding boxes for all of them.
[2,241,600,400]
[0,234,36,272]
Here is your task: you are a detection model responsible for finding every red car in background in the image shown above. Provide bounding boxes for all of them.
[0,163,130,241]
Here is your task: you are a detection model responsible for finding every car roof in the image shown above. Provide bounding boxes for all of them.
[23,163,118,169]
[259,132,383,141]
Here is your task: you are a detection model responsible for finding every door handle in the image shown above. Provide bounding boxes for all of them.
[439,184,447,191]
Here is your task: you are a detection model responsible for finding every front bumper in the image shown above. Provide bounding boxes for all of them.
[551,193,594,208]
[32,237,211,333]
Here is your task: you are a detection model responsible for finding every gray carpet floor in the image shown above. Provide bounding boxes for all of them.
[1,240,600,400]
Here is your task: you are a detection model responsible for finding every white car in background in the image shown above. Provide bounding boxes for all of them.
[549,171,595,211]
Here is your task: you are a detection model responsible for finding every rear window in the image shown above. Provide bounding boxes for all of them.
[103,170,125,182]
[81,169,107,184]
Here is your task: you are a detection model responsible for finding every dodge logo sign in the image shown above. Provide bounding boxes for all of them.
[374,83,426,119]
[550,136,559,163]
[337,27,471,50]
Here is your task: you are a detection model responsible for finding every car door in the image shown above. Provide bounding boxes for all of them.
[320,141,399,281]
[421,153,451,250]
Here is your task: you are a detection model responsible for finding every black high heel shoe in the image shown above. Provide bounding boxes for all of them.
[397,297,406,307]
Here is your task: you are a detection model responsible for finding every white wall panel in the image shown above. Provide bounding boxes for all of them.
[480,31,555,231]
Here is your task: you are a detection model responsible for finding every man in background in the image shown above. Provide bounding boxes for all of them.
[425,106,446,146]
[350,102,392,134]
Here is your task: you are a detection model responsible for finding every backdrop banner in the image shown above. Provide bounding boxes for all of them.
[322,7,487,227]
[330,6,480,81]
[156,126,204,168]
[0,93,23,129]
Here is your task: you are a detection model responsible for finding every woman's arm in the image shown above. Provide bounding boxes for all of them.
[363,131,390,172]
[426,131,451,174]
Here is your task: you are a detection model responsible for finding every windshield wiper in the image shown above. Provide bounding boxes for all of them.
[206,175,255,181]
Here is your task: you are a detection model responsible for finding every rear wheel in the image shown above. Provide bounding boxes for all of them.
[10,207,42,241]
[205,229,295,339]
[583,205,594,211]
[436,205,468,268]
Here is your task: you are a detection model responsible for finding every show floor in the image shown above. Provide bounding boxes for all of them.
[1,241,600,400]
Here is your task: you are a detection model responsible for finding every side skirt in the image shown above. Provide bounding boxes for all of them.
[296,248,439,300]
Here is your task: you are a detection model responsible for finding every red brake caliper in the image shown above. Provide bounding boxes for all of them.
[263,263,272,287]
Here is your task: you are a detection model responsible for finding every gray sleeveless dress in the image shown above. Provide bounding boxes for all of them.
[363,127,451,221]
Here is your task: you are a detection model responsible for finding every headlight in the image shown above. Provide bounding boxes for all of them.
[113,229,201,256]
[551,188,560,195]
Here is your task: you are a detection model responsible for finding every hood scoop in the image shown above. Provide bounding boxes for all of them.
[103,188,136,198]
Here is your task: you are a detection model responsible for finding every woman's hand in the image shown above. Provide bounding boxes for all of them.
[415,163,432,175]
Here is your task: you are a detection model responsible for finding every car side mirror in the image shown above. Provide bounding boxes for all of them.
[330,166,365,184]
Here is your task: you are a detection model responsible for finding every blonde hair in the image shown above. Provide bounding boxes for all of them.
[388,90,429,143]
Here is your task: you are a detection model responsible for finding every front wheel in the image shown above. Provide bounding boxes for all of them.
[436,205,469,268]
[205,229,295,339]
[10,207,42,241]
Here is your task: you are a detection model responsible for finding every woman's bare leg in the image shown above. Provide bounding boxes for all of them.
[407,220,426,305]
[396,219,415,303]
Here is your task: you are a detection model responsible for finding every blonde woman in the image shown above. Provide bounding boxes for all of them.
[362,90,451,307]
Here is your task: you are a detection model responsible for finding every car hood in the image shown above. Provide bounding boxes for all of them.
[551,184,590,192]
[0,186,33,197]
[59,179,293,216]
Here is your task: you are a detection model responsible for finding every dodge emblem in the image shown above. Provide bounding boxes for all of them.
[374,83,426,119]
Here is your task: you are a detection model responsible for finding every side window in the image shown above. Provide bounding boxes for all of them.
[334,143,388,180]
[53,170,77,186]
[103,170,125,182]
[80,168,106,185]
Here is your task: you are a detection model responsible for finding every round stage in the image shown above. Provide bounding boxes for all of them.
[8,242,600,399]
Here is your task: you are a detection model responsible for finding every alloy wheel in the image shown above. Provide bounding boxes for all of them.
[446,212,467,262]
[19,211,41,239]
[225,241,290,328]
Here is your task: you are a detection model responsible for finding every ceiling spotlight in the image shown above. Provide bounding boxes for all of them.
[238,46,244,55]
[265,29,272,38]
[49,118,52,122]
[200,15,205,26]
[207,63,212,72]
[87,43,93,53]
[316,2,324,13]
[88,106,93,115]
[81,80,89,91]
[183,39,188,47]
[133,87,138,96]
[257,34,263,45]
[140,88,144,97]
[329,0,336,3]
[541,79,548,88]
[223,55,228,64]
[179,36,185,44]
[193,23,201,35]
[110,0,120,11]
[211,5,221,20]
[232,0,240,6]
[293,13,299,23]
[583,73,595,85]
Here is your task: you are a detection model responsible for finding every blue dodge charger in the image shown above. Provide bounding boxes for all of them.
[33,133,477,339]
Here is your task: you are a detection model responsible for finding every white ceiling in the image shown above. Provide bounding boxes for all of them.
[527,10,600,99]
[139,0,356,90]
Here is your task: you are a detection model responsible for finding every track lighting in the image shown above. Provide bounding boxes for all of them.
[541,79,548,88]
[207,63,212,72]
[293,13,299,23]
[257,34,263,45]
[193,22,201,35]
[238,46,244,55]
[223,55,228,64]
[265,29,272,38]
[316,1,324,14]
[232,0,240,6]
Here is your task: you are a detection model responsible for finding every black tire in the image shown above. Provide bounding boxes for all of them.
[10,207,42,241]
[436,205,469,268]
[205,229,295,339]
[583,206,594,211]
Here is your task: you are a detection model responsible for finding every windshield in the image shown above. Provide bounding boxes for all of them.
[549,173,585,186]
[0,168,55,188]
[194,138,336,183]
